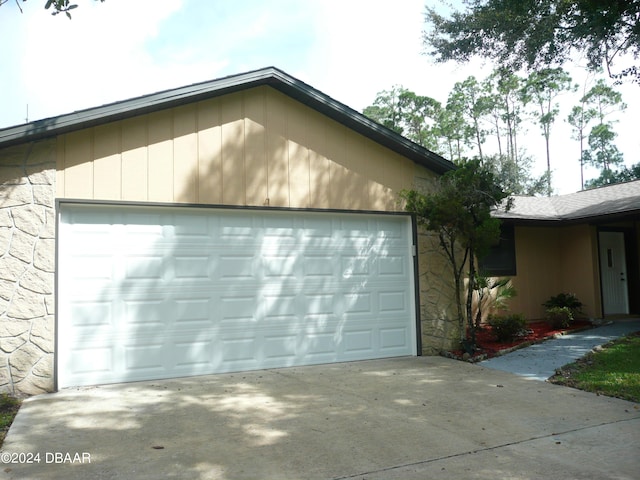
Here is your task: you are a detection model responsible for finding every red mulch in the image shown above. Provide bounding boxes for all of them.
[446,320,593,361]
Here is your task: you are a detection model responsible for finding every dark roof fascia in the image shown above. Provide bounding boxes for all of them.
[0,67,455,175]
[498,210,640,227]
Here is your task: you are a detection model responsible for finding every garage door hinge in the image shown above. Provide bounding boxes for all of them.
[412,245,417,257]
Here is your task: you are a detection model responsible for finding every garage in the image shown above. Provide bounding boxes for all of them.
[57,203,418,388]
[1,67,458,395]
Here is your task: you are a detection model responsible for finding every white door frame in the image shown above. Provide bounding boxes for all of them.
[599,230,630,315]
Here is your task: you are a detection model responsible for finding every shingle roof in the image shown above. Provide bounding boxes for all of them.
[495,180,640,223]
[0,67,454,175]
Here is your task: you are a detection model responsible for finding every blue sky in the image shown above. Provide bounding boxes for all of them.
[1,0,637,194]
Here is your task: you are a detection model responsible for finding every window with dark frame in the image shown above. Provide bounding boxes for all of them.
[479,223,517,276]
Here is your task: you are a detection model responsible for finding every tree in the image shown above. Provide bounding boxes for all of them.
[567,104,596,189]
[423,0,640,84]
[1,0,104,18]
[362,86,406,135]
[520,68,574,195]
[585,162,640,188]
[484,153,548,196]
[363,87,442,151]
[398,91,442,151]
[580,79,627,177]
[450,76,492,161]
[485,69,525,168]
[401,160,511,350]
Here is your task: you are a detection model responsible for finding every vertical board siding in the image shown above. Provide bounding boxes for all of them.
[57,85,415,211]
[173,104,198,203]
[287,96,310,208]
[147,110,173,202]
[243,89,268,206]
[265,88,289,207]
[93,123,121,200]
[62,130,93,199]
[220,93,245,206]
[197,98,222,204]
[120,117,148,201]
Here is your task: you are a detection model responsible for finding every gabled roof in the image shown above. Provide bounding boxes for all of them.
[495,179,640,224]
[0,67,454,175]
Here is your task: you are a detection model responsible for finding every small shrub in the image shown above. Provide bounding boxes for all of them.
[488,314,527,342]
[545,306,573,329]
[0,394,21,447]
[543,293,584,318]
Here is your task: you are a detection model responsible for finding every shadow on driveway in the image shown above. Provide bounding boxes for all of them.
[1,357,639,479]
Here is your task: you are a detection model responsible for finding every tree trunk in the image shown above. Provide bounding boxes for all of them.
[466,248,477,348]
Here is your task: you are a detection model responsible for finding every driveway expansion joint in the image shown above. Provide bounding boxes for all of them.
[330,416,640,480]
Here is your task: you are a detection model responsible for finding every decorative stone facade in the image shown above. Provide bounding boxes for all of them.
[0,140,56,395]
[417,230,460,355]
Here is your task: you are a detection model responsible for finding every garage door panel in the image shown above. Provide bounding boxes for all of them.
[174,298,212,324]
[125,342,166,371]
[174,256,210,279]
[68,346,113,375]
[221,337,258,364]
[343,329,374,354]
[380,327,411,351]
[58,205,416,388]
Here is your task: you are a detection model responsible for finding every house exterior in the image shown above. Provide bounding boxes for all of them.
[0,67,459,395]
[487,180,640,321]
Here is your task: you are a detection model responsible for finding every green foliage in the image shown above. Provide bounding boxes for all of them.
[582,123,624,171]
[544,292,584,328]
[551,333,640,403]
[488,313,527,342]
[0,394,21,447]
[585,162,640,189]
[363,86,442,151]
[401,159,511,347]
[543,292,584,317]
[484,153,549,196]
[520,67,575,195]
[423,0,640,84]
[545,306,574,329]
[473,276,517,328]
[1,0,104,18]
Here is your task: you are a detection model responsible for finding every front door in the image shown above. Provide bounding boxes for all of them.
[599,231,629,315]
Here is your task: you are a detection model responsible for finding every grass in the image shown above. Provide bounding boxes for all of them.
[0,394,21,448]
[549,331,640,403]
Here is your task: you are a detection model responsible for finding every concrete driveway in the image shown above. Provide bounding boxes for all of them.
[1,357,639,480]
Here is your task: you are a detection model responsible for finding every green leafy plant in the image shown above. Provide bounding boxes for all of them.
[487,313,527,342]
[545,306,574,329]
[0,394,21,447]
[543,293,584,319]
[473,276,517,328]
[401,159,512,351]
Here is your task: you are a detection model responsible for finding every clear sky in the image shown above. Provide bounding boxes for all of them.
[1,0,638,194]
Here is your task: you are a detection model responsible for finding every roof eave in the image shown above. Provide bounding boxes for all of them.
[0,67,454,175]
[497,209,640,226]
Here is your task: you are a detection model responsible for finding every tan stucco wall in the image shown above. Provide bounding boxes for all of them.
[0,140,56,395]
[505,224,600,320]
[0,86,459,394]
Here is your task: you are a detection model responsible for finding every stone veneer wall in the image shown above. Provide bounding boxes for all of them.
[417,230,460,355]
[0,140,56,395]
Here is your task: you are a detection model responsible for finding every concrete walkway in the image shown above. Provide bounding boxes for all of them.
[1,356,639,480]
[480,318,640,381]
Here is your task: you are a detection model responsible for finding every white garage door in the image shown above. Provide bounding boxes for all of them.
[57,204,417,388]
